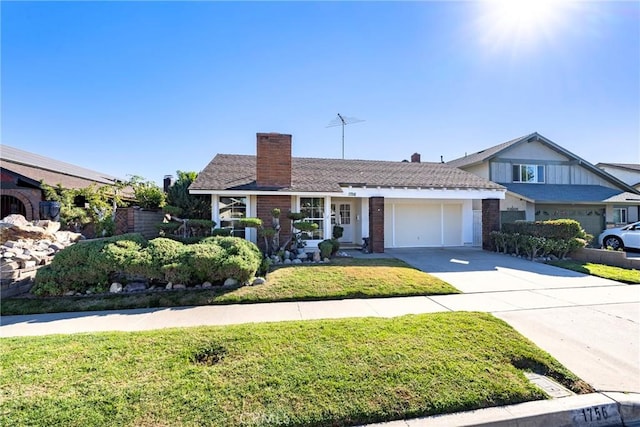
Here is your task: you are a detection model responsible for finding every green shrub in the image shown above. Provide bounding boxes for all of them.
[31,234,261,293]
[210,228,231,237]
[144,238,185,280]
[333,225,344,239]
[32,234,148,296]
[502,219,587,240]
[318,239,341,259]
[318,240,334,259]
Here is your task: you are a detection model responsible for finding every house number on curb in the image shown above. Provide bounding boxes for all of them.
[571,404,620,426]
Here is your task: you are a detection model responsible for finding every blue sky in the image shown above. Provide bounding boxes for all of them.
[2,1,639,185]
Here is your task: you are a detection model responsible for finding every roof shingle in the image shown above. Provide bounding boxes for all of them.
[191,155,504,192]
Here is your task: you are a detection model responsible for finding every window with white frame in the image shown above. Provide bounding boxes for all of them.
[512,164,545,183]
[219,197,247,238]
[613,207,627,224]
[300,197,324,240]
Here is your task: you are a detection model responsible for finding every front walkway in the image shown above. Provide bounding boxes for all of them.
[2,248,639,392]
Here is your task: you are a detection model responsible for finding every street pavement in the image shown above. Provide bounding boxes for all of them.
[2,247,639,395]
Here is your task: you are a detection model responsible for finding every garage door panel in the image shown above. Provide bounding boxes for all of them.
[443,205,462,246]
[384,202,463,248]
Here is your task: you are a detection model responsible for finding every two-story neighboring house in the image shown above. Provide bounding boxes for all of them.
[447,132,640,238]
[596,163,640,192]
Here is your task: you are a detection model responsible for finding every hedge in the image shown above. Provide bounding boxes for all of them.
[501,219,591,240]
[32,235,262,296]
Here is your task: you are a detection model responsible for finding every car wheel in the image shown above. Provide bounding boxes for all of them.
[602,236,624,250]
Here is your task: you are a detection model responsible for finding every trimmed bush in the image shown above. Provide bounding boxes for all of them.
[144,238,186,280]
[502,219,589,241]
[318,239,341,259]
[32,235,262,295]
[32,234,148,296]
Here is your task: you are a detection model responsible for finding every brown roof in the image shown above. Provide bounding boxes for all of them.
[191,154,504,192]
[1,144,122,189]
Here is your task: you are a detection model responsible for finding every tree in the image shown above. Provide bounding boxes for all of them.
[166,171,211,219]
[128,176,166,209]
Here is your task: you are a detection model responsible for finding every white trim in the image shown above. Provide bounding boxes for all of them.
[191,187,506,200]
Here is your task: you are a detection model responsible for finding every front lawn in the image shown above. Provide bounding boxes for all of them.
[548,260,640,284]
[0,312,591,427]
[1,258,458,315]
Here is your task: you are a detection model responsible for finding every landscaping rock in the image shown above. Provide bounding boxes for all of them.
[284,250,291,260]
[292,259,302,264]
[252,277,266,286]
[124,282,147,292]
[173,284,186,290]
[283,258,292,265]
[165,282,173,290]
[223,278,238,287]
[202,281,213,288]
[110,282,123,293]
[323,258,330,263]
[313,250,321,262]
[64,291,75,296]
[297,253,308,260]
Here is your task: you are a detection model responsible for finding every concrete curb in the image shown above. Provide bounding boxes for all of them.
[363,392,640,427]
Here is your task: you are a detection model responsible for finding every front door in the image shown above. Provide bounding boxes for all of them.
[332,202,353,243]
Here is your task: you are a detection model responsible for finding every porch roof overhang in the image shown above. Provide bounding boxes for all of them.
[502,183,634,205]
[190,186,506,200]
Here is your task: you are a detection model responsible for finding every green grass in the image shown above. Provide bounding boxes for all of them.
[1,258,459,315]
[0,312,591,427]
[548,260,640,284]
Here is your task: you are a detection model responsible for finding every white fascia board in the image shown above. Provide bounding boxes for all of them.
[339,187,506,200]
[190,187,506,200]
[506,190,535,203]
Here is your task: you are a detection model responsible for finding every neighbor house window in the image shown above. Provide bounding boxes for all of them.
[219,197,247,238]
[613,208,627,224]
[512,164,545,183]
[300,197,324,240]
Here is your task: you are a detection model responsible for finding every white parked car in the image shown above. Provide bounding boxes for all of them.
[598,221,640,250]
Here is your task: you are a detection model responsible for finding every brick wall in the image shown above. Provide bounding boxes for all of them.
[369,197,385,253]
[482,199,500,250]
[257,195,292,250]
[256,133,292,188]
[0,188,41,221]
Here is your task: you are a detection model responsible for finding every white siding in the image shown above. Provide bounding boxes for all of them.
[495,140,567,161]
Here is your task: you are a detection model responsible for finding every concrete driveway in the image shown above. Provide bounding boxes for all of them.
[388,247,640,393]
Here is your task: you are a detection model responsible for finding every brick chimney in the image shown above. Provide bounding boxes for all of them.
[410,153,421,163]
[256,133,292,188]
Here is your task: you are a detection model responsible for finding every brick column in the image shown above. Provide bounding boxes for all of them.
[257,195,292,251]
[482,199,500,251]
[368,197,385,253]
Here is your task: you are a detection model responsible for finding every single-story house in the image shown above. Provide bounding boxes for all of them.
[189,133,506,252]
[447,132,640,238]
[0,144,127,220]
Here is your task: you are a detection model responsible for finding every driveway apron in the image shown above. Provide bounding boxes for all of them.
[388,247,640,393]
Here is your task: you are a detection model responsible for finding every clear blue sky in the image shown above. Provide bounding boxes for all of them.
[2,1,639,185]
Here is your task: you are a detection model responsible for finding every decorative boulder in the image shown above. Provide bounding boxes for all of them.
[297,252,308,261]
[202,281,213,288]
[124,282,147,292]
[292,259,302,264]
[173,284,186,290]
[252,277,266,286]
[283,258,292,265]
[165,282,173,290]
[313,250,321,262]
[223,278,239,287]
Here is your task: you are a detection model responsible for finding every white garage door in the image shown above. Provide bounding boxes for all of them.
[384,201,462,247]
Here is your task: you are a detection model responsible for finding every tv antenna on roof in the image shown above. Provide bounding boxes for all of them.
[326,113,365,159]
